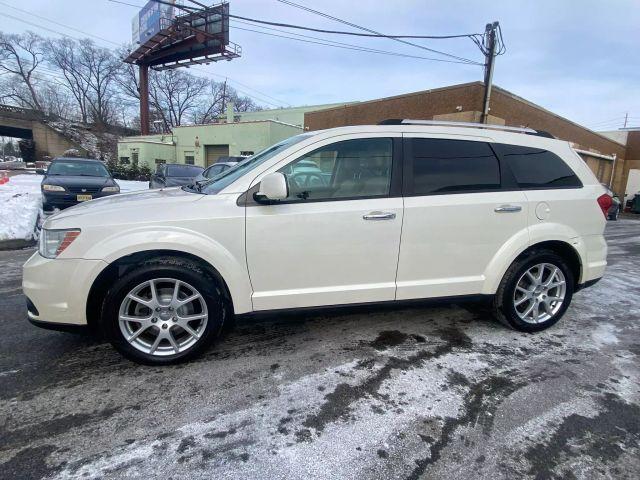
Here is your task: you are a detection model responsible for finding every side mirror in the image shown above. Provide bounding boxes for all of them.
[36,168,46,175]
[255,172,288,203]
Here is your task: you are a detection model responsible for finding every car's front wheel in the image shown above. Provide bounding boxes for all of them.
[493,250,574,332]
[101,256,227,365]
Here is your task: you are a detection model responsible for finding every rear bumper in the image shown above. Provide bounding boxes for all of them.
[579,234,607,284]
[23,252,108,326]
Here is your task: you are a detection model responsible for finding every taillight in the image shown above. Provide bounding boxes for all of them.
[597,194,612,218]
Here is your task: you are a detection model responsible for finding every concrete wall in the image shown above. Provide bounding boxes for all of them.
[118,121,302,169]
[117,135,176,168]
[0,115,83,161]
[32,122,84,160]
[223,103,351,127]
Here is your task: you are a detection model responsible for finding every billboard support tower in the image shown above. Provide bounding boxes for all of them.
[125,1,241,135]
[139,65,150,135]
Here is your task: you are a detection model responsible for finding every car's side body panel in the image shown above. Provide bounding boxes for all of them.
[397,190,530,299]
[23,124,609,331]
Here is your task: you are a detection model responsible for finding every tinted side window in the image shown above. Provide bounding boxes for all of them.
[411,139,500,195]
[278,138,393,201]
[496,144,582,189]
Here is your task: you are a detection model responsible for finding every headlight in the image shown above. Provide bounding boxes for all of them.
[42,184,65,192]
[102,186,120,192]
[39,229,81,259]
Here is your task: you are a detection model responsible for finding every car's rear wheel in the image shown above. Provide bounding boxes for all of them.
[101,257,227,365]
[493,250,574,332]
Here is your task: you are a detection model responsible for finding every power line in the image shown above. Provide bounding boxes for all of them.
[148,0,482,64]
[230,23,474,64]
[273,0,483,65]
[1,4,290,109]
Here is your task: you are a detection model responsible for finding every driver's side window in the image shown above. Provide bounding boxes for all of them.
[278,138,393,202]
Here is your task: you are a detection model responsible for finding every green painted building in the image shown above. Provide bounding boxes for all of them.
[117,103,349,169]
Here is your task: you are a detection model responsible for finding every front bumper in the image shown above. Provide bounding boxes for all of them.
[42,191,118,211]
[23,252,108,326]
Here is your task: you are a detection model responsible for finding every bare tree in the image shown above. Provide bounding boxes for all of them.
[149,69,208,130]
[46,37,91,122]
[78,41,121,125]
[0,32,44,110]
[191,79,228,124]
[40,82,76,119]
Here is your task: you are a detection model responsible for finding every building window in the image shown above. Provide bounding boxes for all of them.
[155,159,166,165]
[119,156,130,165]
[184,152,195,165]
[131,152,139,166]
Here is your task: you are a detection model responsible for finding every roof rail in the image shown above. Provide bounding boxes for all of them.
[377,119,555,138]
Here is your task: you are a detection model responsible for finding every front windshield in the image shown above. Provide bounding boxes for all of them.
[199,133,313,195]
[47,160,110,177]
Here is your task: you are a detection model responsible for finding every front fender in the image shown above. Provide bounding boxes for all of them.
[83,226,253,314]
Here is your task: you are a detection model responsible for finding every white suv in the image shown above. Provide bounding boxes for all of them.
[23,121,611,364]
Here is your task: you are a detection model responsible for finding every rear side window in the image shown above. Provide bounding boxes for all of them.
[410,138,500,195]
[496,144,582,189]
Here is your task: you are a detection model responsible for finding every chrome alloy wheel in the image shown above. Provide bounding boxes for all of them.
[118,278,208,356]
[513,263,566,324]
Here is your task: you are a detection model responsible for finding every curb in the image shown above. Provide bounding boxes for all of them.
[0,239,37,251]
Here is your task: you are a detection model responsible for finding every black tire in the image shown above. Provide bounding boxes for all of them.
[492,249,574,332]
[101,256,227,365]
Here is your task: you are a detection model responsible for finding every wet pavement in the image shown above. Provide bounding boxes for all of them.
[1,220,639,479]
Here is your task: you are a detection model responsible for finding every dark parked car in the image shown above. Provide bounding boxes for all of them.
[602,184,621,220]
[149,164,204,189]
[38,157,120,212]
[193,161,238,183]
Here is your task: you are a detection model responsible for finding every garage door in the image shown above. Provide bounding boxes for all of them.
[205,145,229,166]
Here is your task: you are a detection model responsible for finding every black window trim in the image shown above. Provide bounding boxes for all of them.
[402,137,583,197]
[402,137,507,197]
[492,142,583,191]
[241,137,403,207]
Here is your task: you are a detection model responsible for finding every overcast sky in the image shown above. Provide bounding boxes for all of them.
[1,0,639,130]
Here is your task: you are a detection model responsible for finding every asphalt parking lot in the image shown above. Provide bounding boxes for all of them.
[1,220,639,480]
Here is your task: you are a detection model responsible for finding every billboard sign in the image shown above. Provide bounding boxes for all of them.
[132,0,176,45]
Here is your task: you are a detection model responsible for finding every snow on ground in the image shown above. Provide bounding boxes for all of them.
[0,174,43,241]
[115,179,148,193]
[0,174,148,241]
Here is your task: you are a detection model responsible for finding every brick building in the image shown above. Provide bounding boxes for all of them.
[304,82,632,197]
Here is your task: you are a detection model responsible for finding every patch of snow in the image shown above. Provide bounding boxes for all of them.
[45,121,119,162]
[115,179,148,193]
[0,174,42,241]
[591,323,619,347]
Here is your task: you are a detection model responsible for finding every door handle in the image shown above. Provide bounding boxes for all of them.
[363,211,396,220]
[494,205,522,213]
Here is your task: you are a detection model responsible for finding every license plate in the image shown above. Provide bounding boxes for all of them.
[76,194,92,201]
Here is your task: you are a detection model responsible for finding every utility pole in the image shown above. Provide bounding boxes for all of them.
[624,112,629,128]
[139,65,150,136]
[481,21,499,124]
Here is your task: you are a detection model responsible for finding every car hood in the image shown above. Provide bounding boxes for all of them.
[45,187,203,226]
[43,175,117,188]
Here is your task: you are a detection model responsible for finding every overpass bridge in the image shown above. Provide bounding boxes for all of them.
[0,104,88,161]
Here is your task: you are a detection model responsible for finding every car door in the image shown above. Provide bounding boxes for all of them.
[245,135,403,311]
[395,135,529,300]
